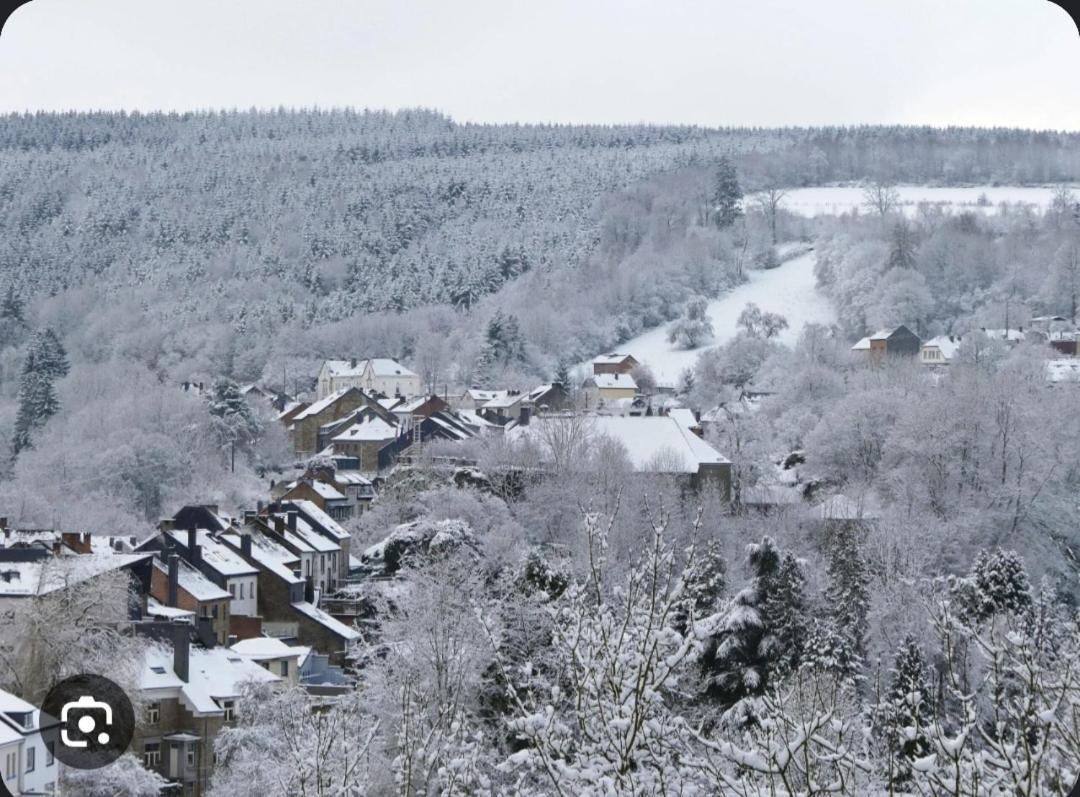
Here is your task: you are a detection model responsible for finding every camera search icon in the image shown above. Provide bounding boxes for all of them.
[40,674,135,770]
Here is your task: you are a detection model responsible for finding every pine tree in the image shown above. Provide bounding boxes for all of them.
[712,156,743,229]
[702,536,783,704]
[886,218,917,270]
[207,379,260,472]
[552,358,572,390]
[27,328,70,380]
[13,351,60,456]
[824,526,870,669]
[0,285,24,325]
[671,538,727,636]
[762,552,808,677]
[952,547,1032,624]
[880,635,932,783]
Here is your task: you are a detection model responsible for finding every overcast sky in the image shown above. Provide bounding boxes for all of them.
[0,0,1077,129]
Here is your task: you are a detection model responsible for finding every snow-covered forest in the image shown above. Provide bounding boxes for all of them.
[3,109,1080,795]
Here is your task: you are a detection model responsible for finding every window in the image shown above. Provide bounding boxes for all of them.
[250,582,255,601]
[281,660,289,677]
[143,742,161,768]
[186,745,196,767]
[5,752,16,780]
[46,742,54,767]
[239,583,245,600]
[229,584,236,599]
[222,699,236,722]
[212,604,219,619]
[146,701,160,724]
[26,747,34,773]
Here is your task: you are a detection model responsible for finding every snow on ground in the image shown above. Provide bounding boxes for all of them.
[603,249,834,386]
[772,184,1072,218]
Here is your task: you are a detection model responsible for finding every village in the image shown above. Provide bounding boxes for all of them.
[1,309,1078,796]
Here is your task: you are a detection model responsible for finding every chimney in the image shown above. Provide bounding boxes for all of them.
[350,357,357,369]
[272,516,285,535]
[196,616,216,648]
[186,527,201,567]
[304,575,315,604]
[287,511,297,532]
[240,534,252,559]
[167,555,180,608]
[172,622,190,683]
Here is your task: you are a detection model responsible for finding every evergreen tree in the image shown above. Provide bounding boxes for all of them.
[880,635,933,784]
[762,552,808,677]
[886,218,918,270]
[27,328,70,380]
[671,538,727,636]
[952,547,1032,624]
[552,358,572,390]
[206,379,260,473]
[0,285,24,325]
[479,311,526,376]
[712,156,743,229]
[702,536,787,704]
[824,526,870,668]
[13,351,60,456]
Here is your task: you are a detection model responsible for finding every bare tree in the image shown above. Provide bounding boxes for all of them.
[862,180,900,219]
[754,187,788,245]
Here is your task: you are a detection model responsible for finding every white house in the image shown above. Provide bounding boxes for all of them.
[163,529,260,617]
[0,688,60,796]
[230,637,305,685]
[920,334,962,365]
[316,359,421,400]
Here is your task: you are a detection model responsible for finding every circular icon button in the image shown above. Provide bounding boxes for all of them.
[40,674,135,769]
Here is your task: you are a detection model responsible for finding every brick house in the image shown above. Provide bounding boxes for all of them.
[592,353,640,376]
[149,556,232,645]
[287,387,371,458]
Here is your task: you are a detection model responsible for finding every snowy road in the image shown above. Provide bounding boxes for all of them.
[604,248,835,385]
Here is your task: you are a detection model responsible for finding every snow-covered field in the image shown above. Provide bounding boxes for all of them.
[773,184,1071,218]
[607,248,835,385]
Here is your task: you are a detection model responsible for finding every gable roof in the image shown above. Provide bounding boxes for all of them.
[151,557,231,602]
[922,335,962,359]
[221,532,303,585]
[141,644,278,716]
[164,530,258,578]
[294,388,365,421]
[0,552,152,597]
[593,353,638,365]
[332,416,399,443]
[322,358,418,379]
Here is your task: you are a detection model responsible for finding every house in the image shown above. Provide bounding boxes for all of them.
[510,414,731,496]
[582,373,637,406]
[524,383,572,412]
[316,358,421,400]
[920,334,962,365]
[216,527,361,663]
[144,526,261,622]
[450,388,509,411]
[0,546,153,614]
[478,391,528,425]
[287,387,372,458]
[330,415,402,471]
[980,327,1027,346]
[135,627,279,797]
[0,689,60,797]
[592,353,640,376]
[148,556,233,645]
[852,325,921,358]
[230,637,304,685]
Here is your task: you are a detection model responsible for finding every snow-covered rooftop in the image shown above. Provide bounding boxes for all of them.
[587,373,638,390]
[230,636,305,661]
[288,500,351,541]
[151,557,230,602]
[851,336,871,351]
[141,644,278,717]
[922,335,962,360]
[512,415,729,473]
[146,597,196,620]
[1047,358,1080,383]
[290,601,361,641]
[593,353,636,364]
[165,530,258,578]
[332,417,398,442]
[221,532,303,585]
[294,389,354,421]
[323,358,417,378]
[0,553,152,597]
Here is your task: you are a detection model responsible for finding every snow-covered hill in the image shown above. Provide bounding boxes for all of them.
[601,248,835,386]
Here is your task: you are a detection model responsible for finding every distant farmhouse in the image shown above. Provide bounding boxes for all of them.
[851,325,921,358]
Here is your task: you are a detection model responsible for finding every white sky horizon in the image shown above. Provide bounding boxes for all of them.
[0,0,1077,130]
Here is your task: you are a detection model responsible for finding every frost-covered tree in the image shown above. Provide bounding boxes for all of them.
[667,296,714,349]
[824,526,870,669]
[736,301,788,339]
[206,378,260,472]
[878,635,932,784]
[212,683,378,797]
[26,327,69,379]
[61,753,168,797]
[12,348,60,456]
[712,156,743,228]
[671,537,727,635]
[951,547,1032,625]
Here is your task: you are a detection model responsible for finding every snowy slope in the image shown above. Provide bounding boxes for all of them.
[773,184,1071,218]
[603,249,834,386]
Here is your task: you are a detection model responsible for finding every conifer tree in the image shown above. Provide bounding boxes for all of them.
[763,552,808,677]
[552,358,572,390]
[0,285,26,349]
[702,537,778,703]
[207,379,260,473]
[671,538,727,636]
[27,328,70,380]
[712,156,743,229]
[880,635,932,784]
[824,526,870,668]
[13,350,60,456]
[952,547,1032,624]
